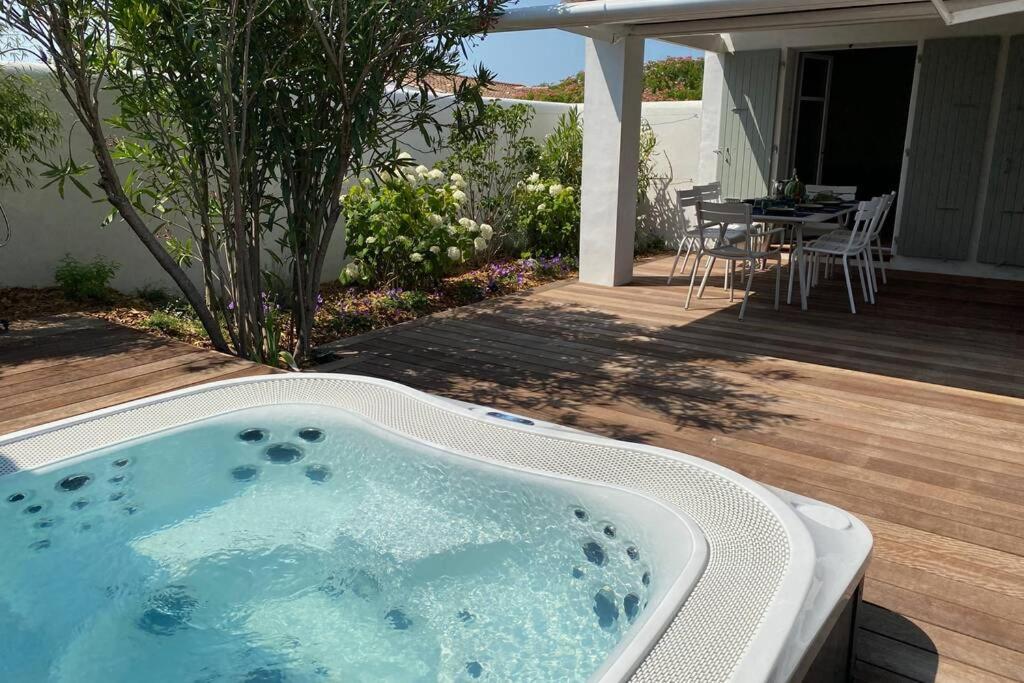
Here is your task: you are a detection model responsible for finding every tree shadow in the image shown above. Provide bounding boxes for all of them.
[327,285,803,444]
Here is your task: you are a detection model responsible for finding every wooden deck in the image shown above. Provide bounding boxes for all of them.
[0,314,274,434]
[317,255,1024,683]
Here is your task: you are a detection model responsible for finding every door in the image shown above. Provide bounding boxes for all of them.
[897,36,1000,260]
[717,49,780,199]
[790,53,834,184]
[977,34,1024,267]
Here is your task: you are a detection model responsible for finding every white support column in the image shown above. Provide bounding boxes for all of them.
[579,35,645,286]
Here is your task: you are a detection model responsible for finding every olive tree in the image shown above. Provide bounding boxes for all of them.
[1,0,506,362]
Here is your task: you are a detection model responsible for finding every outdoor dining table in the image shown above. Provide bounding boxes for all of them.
[745,201,859,310]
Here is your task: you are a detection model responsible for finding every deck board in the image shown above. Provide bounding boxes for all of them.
[0,314,272,434]
[316,255,1024,682]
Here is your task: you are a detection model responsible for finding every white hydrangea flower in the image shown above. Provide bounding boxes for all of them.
[473,236,488,252]
[450,172,464,184]
[379,170,392,182]
[447,225,458,235]
[365,236,376,244]
[428,168,444,181]
[466,220,479,233]
[405,174,419,186]
[429,245,441,254]
[415,165,429,176]
[549,183,564,196]
[397,151,412,160]
[479,223,493,240]
[528,171,540,183]
[410,252,423,263]
[344,262,360,278]
[428,213,443,226]
[447,246,462,261]
[537,203,547,212]
[452,189,467,203]
[458,217,471,228]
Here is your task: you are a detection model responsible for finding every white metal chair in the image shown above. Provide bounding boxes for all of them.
[817,192,895,292]
[666,184,744,285]
[870,191,896,285]
[685,201,784,320]
[800,198,880,314]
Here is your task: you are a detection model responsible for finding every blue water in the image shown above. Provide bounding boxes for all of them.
[0,405,651,681]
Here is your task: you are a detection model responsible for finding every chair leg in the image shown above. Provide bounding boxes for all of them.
[738,264,756,320]
[667,237,687,284]
[684,251,702,310]
[697,256,715,298]
[729,260,736,303]
[864,248,877,303]
[875,237,887,284]
[787,246,797,305]
[863,246,877,296]
[842,255,857,314]
[774,254,782,311]
[856,254,869,303]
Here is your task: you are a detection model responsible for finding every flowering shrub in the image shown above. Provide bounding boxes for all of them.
[341,162,492,289]
[515,173,581,257]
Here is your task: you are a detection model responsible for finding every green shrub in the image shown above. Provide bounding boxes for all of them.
[440,103,539,247]
[341,163,493,289]
[141,302,205,338]
[537,108,583,190]
[512,110,657,258]
[54,256,119,301]
[515,177,580,257]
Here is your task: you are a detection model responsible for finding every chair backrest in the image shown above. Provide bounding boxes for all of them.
[871,191,897,239]
[696,201,752,252]
[695,181,722,202]
[676,186,704,236]
[807,184,857,201]
[841,198,881,251]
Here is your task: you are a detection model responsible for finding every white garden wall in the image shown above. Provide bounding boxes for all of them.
[0,65,701,292]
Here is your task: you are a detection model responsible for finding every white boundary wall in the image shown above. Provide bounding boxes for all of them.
[0,66,701,291]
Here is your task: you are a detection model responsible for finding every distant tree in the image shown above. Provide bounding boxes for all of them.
[642,57,704,101]
[521,56,704,104]
[1,0,507,363]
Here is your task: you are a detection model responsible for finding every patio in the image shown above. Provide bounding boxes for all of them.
[316,255,1024,682]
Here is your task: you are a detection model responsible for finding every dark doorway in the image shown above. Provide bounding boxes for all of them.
[789,46,917,242]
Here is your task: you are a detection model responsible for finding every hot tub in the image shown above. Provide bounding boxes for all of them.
[0,375,871,682]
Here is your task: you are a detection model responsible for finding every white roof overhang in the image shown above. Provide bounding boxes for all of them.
[494,0,1024,50]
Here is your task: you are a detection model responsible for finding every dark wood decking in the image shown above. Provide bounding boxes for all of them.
[0,315,274,434]
[318,256,1024,683]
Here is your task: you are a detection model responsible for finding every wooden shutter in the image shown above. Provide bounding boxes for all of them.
[977,35,1024,267]
[898,36,1000,260]
[718,50,780,200]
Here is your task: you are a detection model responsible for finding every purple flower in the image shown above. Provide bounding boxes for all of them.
[227,301,236,311]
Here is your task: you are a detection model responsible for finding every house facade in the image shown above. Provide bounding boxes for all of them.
[497,0,1024,284]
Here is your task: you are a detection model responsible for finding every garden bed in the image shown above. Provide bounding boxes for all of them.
[0,256,578,363]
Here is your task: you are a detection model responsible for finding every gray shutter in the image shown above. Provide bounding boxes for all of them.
[718,50,780,200]
[898,36,1000,260]
[978,35,1024,267]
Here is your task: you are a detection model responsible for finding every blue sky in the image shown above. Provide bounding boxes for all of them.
[462,2,700,86]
